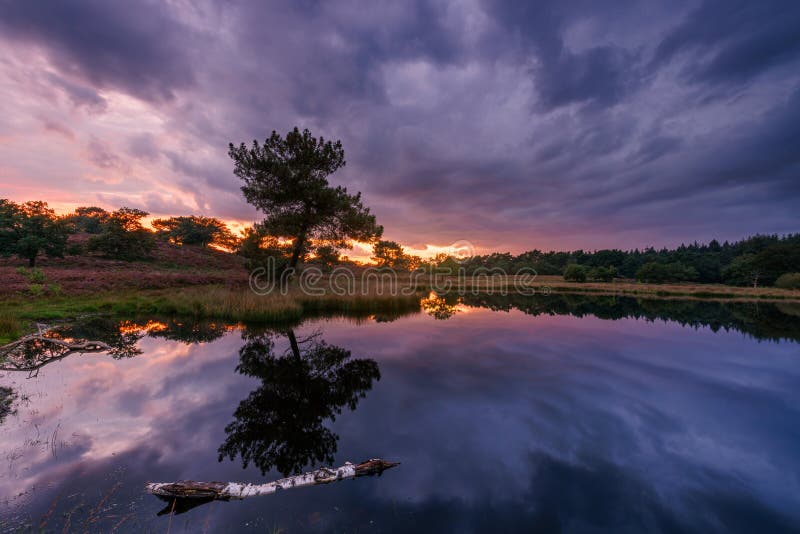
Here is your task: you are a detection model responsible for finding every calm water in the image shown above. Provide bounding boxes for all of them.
[1,296,799,533]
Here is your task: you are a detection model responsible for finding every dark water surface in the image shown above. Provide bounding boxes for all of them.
[1,296,799,532]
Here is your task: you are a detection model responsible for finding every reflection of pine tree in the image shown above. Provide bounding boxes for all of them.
[218,329,380,477]
[0,386,16,425]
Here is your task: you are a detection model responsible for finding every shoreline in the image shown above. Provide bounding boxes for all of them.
[1,277,798,344]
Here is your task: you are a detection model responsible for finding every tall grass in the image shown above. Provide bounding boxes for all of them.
[0,313,20,344]
[8,285,428,324]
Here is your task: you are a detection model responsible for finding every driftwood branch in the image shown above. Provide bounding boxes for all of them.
[146,459,399,505]
[0,332,112,374]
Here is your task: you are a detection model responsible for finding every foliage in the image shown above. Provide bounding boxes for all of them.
[229,127,382,271]
[313,245,340,272]
[28,284,44,297]
[775,273,800,290]
[0,200,70,267]
[66,206,110,234]
[588,265,617,282]
[152,215,238,249]
[636,262,698,284]
[563,264,587,282]
[87,207,155,261]
[16,266,46,283]
[238,226,292,275]
[372,240,410,270]
[423,253,462,274]
[721,254,761,287]
[65,241,85,256]
[453,233,800,286]
[0,199,18,255]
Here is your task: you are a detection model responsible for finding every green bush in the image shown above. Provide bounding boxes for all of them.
[29,283,45,297]
[65,242,85,256]
[563,264,588,282]
[87,207,155,261]
[16,267,46,283]
[588,265,617,282]
[775,273,800,290]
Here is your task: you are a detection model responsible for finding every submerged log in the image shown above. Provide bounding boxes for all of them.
[146,458,400,502]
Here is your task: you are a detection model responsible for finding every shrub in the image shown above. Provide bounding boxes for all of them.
[563,264,588,282]
[87,207,155,261]
[16,266,46,283]
[29,283,45,297]
[775,273,800,290]
[588,265,617,282]
[65,242,85,256]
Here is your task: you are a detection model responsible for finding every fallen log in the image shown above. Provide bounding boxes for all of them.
[146,458,399,502]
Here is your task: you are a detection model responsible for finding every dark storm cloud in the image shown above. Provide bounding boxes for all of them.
[653,0,800,87]
[1,0,798,250]
[0,0,197,101]
[482,0,644,110]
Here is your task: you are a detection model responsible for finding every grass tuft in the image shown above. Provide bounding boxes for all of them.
[0,313,20,344]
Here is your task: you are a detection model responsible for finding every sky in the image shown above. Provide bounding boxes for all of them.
[0,0,798,256]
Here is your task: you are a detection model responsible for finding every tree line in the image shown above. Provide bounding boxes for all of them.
[0,200,237,267]
[453,234,800,288]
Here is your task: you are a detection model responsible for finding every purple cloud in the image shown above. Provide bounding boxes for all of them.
[0,0,798,251]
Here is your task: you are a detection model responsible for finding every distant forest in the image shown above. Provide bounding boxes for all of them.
[1,199,799,289]
[457,234,800,288]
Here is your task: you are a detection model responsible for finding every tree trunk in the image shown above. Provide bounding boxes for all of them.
[28,255,36,268]
[145,459,399,502]
[288,232,306,271]
[287,329,301,359]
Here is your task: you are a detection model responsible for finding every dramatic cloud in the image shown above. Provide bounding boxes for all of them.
[0,0,798,252]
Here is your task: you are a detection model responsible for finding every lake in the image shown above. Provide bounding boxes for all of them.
[1,296,799,532]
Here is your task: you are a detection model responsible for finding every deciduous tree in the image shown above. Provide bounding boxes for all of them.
[152,216,238,249]
[87,207,155,261]
[0,200,69,267]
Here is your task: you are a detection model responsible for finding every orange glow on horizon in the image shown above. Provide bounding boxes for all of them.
[40,203,494,263]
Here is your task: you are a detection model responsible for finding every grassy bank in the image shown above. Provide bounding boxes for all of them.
[0,284,427,329]
[2,274,798,345]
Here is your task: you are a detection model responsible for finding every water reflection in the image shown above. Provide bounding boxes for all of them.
[421,293,459,320]
[430,293,800,343]
[218,328,380,476]
[1,296,799,531]
[0,386,15,425]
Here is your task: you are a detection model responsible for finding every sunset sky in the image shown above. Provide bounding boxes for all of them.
[0,0,798,256]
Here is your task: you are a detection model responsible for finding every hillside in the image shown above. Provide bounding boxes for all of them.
[0,235,246,297]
